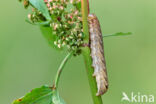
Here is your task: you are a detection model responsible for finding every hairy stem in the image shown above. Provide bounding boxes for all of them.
[81,0,103,104]
[53,52,73,90]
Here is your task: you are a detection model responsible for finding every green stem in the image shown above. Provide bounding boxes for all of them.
[103,32,132,38]
[53,52,73,90]
[81,0,103,104]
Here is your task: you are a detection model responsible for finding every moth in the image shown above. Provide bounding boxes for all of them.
[88,14,108,96]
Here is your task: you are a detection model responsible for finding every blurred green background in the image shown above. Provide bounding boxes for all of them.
[0,0,156,104]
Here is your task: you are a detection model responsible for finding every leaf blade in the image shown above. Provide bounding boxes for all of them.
[29,0,51,20]
[103,32,132,38]
[13,85,53,104]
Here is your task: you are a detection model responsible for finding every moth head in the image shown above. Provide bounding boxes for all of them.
[88,14,97,20]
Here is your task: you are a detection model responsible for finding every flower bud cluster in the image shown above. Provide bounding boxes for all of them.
[20,0,83,55]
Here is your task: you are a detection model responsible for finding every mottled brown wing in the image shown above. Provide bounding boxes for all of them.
[88,14,108,96]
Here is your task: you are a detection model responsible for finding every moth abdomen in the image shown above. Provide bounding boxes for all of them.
[88,14,108,96]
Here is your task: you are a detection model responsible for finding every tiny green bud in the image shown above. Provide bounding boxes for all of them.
[23,0,29,8]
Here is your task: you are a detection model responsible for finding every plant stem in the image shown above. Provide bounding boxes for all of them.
[103,32,132,38]
[53,52,73,90]
[81,0,103,104]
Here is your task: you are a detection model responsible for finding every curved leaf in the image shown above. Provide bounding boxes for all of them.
[13,85,53,104]
[12,86,66,104]
[29,0,51,20]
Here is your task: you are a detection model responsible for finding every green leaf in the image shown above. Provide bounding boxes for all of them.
[40,26,61,50]
[103,32,132,38]
[12,86,66,104]
[29,0,51,20]
[13,85,53,104]
[52,91,66,104]
[26,19,50,26]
